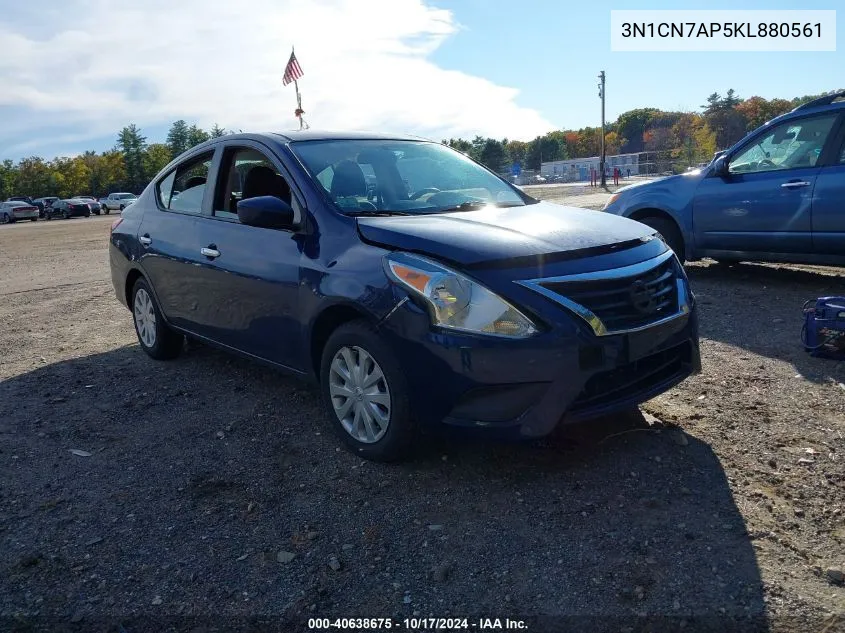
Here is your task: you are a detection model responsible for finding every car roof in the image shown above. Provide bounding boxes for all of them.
[185,130,434,154]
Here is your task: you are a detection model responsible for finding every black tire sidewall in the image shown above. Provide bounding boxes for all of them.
[319,321,414,461]
[640,217,685,263]
[131,278,182,360]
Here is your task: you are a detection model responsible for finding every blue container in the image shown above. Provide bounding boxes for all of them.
[802,297,845,359]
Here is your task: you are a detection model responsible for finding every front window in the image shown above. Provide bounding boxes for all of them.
[729,114,837,174]
[290,139,530,215]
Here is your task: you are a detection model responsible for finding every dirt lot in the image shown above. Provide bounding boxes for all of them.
[1,195,843,633]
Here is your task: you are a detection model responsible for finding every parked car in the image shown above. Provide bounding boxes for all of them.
[0,200,39,223]
[100,193,138,214]
[603,90,845,265]
[33,197,60,217]
[110,132,700,461]
[75,196,102,215]
[47,199,92,219]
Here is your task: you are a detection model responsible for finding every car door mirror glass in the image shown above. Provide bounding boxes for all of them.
[712,155,729,177]
[237,195,295,229]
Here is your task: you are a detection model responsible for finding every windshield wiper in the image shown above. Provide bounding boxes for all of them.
[345,210,410,217]
[438,200,524,213]
[437,201,491,213]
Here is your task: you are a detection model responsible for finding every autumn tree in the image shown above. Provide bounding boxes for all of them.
[187,125,210,148]
[701,90,747,149]
[615,108,660,153]
[735,96,793,132]
[15,158,52,198]
[143,143,172,180]
[504,140,528,168]
[603,131,625,156]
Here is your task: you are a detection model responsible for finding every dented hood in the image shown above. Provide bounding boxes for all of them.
[356,201,656,267]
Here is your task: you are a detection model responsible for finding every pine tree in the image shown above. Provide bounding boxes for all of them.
[117,124,147,192]
[166,120,189,157]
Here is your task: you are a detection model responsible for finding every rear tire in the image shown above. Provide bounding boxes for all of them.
[319,320,415,462]
[638,216,685,264]
[30,218,37,222]
[131,278,184,360]
[105,209,111,215]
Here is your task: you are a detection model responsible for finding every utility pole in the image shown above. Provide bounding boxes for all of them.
[598,70,606,187]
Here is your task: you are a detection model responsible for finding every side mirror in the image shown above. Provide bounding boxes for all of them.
[237,195,295,229]
[712,155,729,177]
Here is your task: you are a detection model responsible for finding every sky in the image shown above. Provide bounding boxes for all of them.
[0,0,841,161]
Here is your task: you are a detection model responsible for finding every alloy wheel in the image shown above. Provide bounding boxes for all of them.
[133,288,157,348]
[329,345,391,443]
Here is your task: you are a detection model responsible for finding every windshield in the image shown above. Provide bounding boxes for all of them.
[290,139,530,215]
[116,193,136,199]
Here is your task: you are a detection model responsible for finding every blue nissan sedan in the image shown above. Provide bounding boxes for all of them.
[109,131,700,461]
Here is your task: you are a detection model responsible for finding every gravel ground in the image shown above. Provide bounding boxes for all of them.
[0,200,843,633]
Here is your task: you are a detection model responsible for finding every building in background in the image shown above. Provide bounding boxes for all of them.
[541,152,641,182]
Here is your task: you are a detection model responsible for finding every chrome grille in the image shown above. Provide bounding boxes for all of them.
[517,251,688,336]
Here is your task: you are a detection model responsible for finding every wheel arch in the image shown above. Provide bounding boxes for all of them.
[124,267,169,314]
[309,302,379,382]
[627,207,687,258]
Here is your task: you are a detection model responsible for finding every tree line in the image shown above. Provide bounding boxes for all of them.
[0,120,229,200]
[444,89,837,174]
[0,89,837,200]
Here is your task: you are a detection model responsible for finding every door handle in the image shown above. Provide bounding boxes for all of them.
[781,181,811,189]
[139,235,152,246]
[201,247,221,259]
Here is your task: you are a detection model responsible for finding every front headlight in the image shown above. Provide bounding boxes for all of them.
[385,252,538,338]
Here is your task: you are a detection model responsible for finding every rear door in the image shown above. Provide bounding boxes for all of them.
[137,149,217,330]
[190,141,308,371]
[692,112,840,254]
[811,114,845,254]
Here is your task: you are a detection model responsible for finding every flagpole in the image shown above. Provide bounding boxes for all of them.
[289,46,309,130]
[294,78,302,130]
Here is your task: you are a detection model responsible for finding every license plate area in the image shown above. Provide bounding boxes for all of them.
[626,315,688,363]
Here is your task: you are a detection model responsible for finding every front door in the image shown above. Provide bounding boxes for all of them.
[692,112,839,254]
[191,143,308,372]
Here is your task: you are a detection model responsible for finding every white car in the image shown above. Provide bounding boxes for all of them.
[0,200,39,223]
[100,193,138,214]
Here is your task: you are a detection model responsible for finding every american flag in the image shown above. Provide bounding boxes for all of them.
[282,51,303,86]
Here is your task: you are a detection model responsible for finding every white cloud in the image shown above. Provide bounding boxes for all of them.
[0,0,554,156]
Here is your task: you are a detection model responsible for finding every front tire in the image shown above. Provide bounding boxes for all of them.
[30,218,37,222]
[319,320,414,462]
[131,278,184,360]
[105,208,111,215]
[638,216,685,264]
